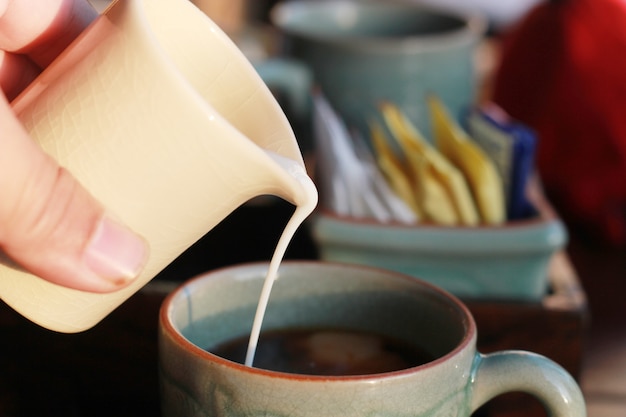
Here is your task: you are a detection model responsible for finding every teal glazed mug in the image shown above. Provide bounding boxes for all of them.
[261,0,486,139]
[159,262,586,417]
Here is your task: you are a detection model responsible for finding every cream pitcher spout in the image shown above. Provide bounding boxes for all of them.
[1,0,314,333]
[141,0,309,204]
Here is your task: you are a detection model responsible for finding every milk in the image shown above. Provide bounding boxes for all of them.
[245,155,318,367]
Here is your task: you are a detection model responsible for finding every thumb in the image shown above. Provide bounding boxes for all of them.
[0,94,149,293]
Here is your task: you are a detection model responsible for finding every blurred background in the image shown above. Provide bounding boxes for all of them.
[1,1,625,416]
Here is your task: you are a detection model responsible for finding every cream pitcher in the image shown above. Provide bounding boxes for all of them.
[1,0,311,333]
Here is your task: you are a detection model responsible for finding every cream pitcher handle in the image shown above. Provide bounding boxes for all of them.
[470,351,586,417]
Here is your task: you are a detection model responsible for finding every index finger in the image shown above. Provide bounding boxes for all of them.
[0,0,97,98]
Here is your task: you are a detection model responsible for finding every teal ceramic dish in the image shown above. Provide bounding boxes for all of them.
[311,212,568,301]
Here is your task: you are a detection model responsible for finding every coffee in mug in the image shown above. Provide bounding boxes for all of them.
[211,327,437,376]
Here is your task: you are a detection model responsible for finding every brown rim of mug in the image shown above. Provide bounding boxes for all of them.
[159,260,477,382]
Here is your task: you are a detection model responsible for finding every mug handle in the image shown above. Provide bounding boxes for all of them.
[470,351,586,417]
[254,57,313,124]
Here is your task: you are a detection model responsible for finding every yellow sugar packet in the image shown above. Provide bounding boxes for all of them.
[380,102,479,226]
[370,122,422,217]
[428,95,505,224]
[410,151,459,225]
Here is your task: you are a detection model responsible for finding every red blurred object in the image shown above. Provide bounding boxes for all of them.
[493,0,626,247]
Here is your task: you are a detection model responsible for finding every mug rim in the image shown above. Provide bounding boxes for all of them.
[270,0,487,53]
[160,260,477,382]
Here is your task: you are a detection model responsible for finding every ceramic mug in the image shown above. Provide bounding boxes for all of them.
[259,0,486,139]
[1,0,309,333]
[159,262,586,417]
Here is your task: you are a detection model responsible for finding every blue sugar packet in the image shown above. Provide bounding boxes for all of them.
[465,103,537,220]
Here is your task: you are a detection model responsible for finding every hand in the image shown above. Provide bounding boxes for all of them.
[0,0,148,293]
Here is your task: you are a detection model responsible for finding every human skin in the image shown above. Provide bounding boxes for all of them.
[0,0,148,293]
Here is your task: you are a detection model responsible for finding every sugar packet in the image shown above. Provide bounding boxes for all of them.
[465,103,537,220]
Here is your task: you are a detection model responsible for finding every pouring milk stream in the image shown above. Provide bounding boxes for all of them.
[0,0,318,337]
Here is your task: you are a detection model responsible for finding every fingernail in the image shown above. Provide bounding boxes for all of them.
[83,215,148,287]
